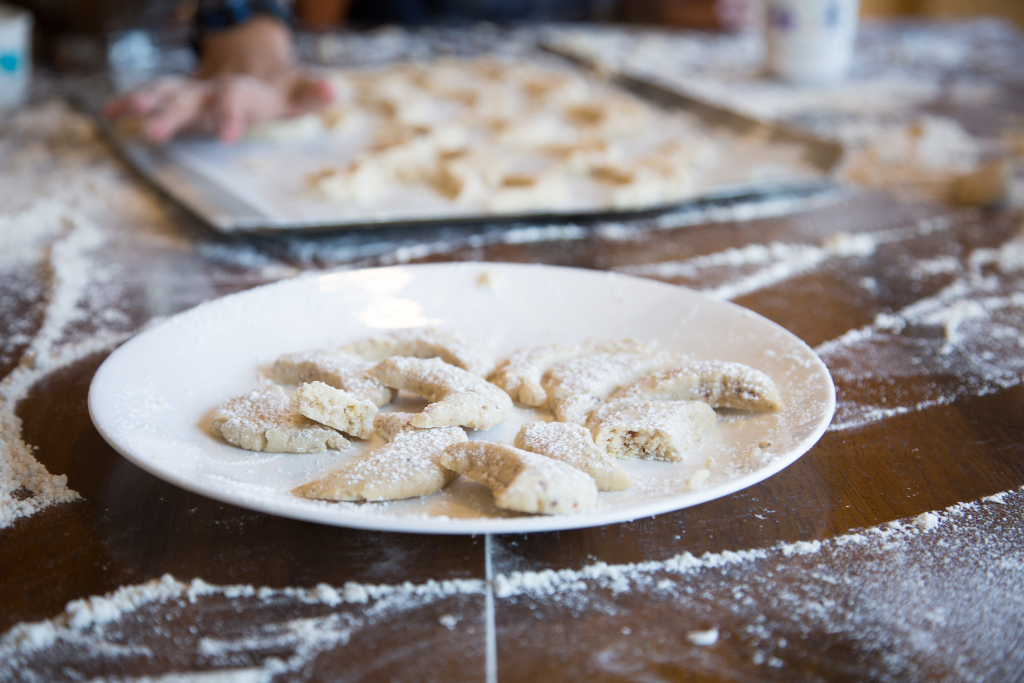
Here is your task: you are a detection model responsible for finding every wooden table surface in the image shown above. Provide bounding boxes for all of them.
[3,21,1024,683]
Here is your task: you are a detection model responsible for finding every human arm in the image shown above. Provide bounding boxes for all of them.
[105,12,333,143]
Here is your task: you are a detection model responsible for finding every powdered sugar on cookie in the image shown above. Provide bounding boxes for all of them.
[490,338,652,407]
[544,351,685,425]
[211,385,347,453]
[369,356,512,431]
[292,421,465,501]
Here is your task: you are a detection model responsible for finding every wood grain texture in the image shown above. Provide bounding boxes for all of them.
[3,24,1024,681]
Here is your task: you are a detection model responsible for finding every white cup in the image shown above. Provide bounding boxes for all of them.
[0,3,31,110]
[764,0,860,84]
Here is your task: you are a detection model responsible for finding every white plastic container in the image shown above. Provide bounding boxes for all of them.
[764,0,860,84]
[0,3,31,110]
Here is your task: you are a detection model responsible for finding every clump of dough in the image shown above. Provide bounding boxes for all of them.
[368,356,512,431]
[587,400,717,462]
[291,381,378,439]
[440,441,597,515]
[609,360,783,412]
[514,421,632,492]
[343,327,495,377]
[211,385,346,453]
[292,420,465,502]
[543,351,685,425]
[490,338,652,407]
[268,349,394,406]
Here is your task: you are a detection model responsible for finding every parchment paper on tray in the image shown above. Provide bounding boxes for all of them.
[101,56,842,233]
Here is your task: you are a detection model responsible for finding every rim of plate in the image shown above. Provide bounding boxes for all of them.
[88,262,836,534]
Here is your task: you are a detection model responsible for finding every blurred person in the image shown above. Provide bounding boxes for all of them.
[103,0,749,143]
[105,2,333,143]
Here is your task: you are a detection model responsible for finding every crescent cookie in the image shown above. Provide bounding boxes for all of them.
[440,441,597,515]
[543,351,686,425]
[211,385,346,453]
[609,360,783,412]
[291,381,378,439]
[268,349,394,407]
[371,411,419,442]
[368,357,513,431]
[292,421,465,502]
[490,338,652,407]
[514,421,632,492]
[343,328,496,377]
[586,400,717,462]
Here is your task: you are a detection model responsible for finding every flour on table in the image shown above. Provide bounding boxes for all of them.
[838,116,983,203]
[5,486,1019,681]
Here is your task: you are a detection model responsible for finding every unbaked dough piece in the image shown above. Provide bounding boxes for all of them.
[609,360,783,412]
[268,349,394,407]
[440,441,597,515]
[953,159,1010,206]
[291,381,378,439]
[487,174,571,214]
[248,113,324,142]
[343,328,496,377]
[211,385,346,453]
[543,351,685,425]
[368,357,512,431]
[587,400,717,462]
[514,421,632,492]
[292,424,465,502]
[490,338,652,407]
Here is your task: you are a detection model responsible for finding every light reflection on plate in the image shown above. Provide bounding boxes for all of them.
[88,263,835,534]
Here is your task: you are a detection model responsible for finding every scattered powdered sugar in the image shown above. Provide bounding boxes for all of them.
[915,512,940,531]
[617,228,886,301]
[0,99,300,528]
[490,486,1024,681]
[618,211,963,299]
[613,207,1022,432]
[686,628,719,646]
[837,116,982,203]
[7,488,1015,679]
[1,573,486,681]
[819,219,1024,431]
[1,64,1021,678]
[0,202,123,528]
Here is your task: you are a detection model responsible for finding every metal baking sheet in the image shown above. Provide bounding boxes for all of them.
[82,58,844,235]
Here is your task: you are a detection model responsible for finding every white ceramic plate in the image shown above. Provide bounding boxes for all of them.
[88,263,835,534]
